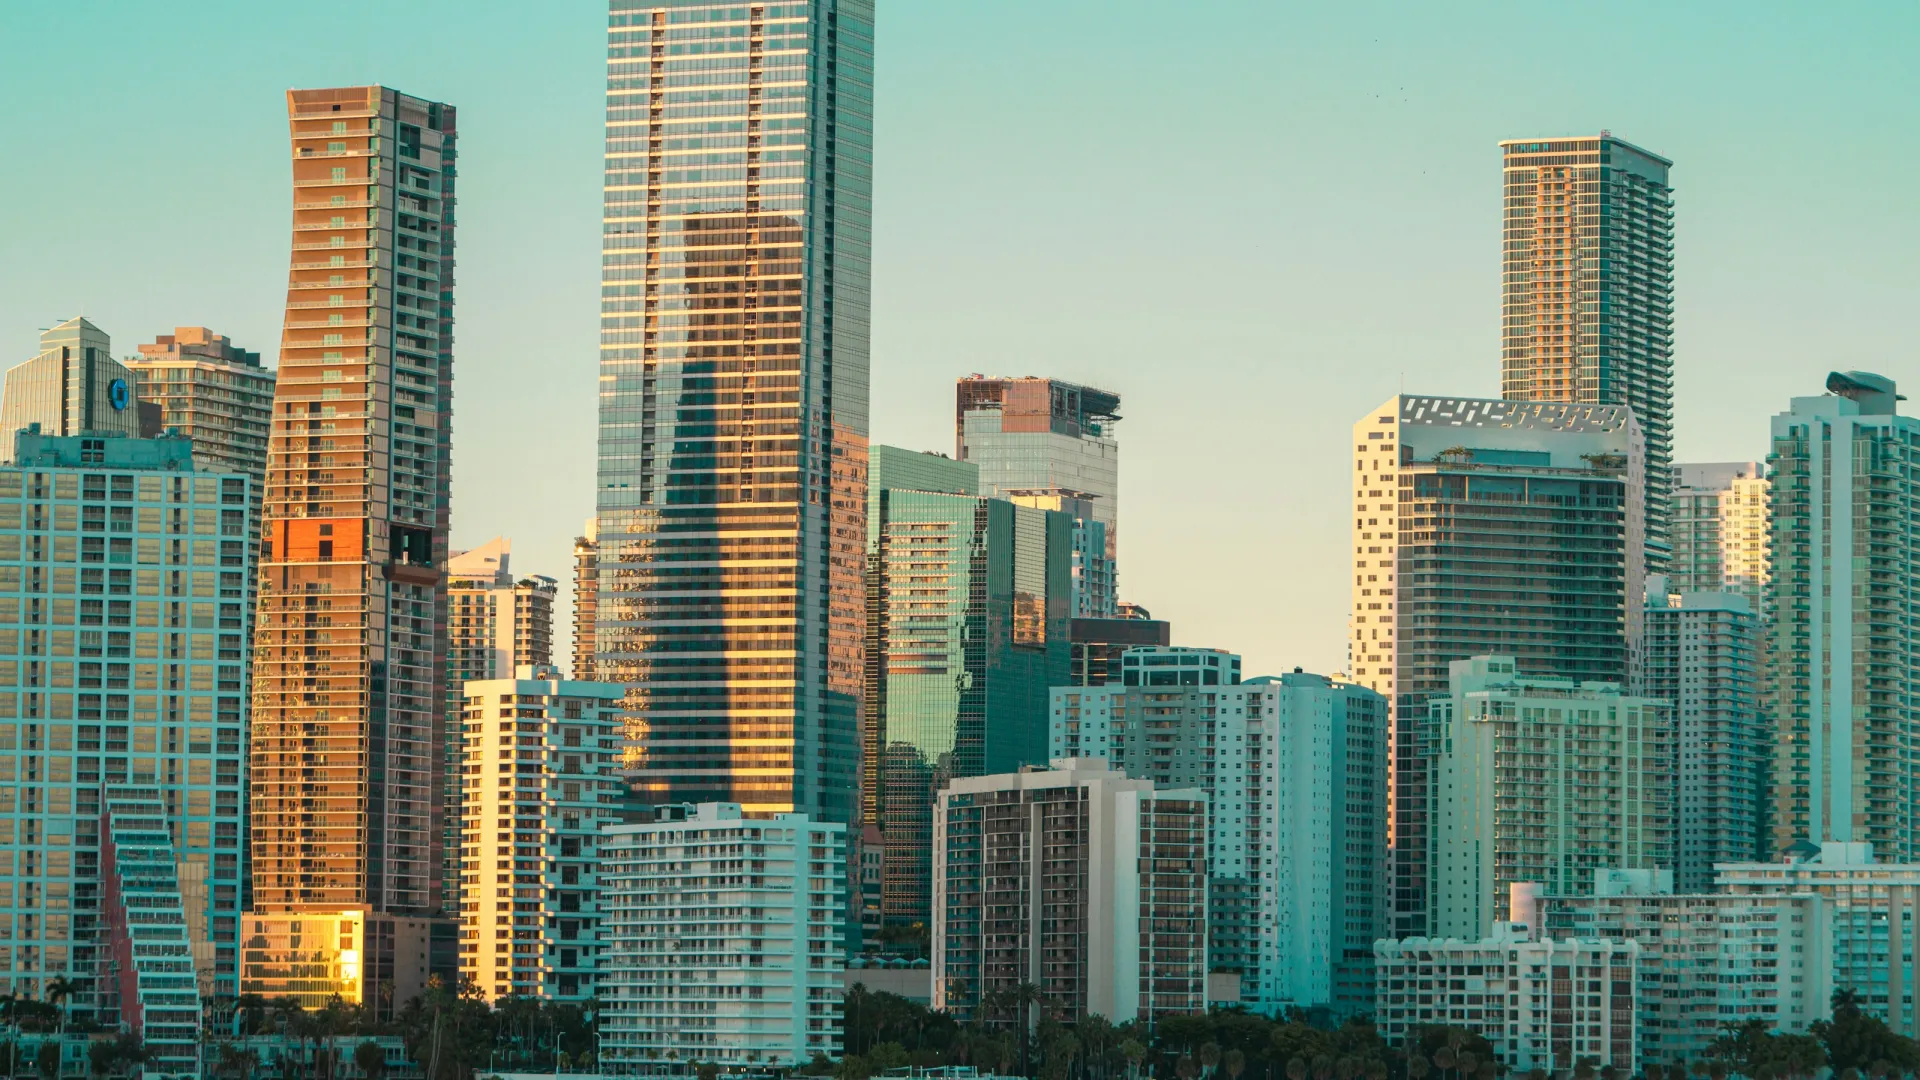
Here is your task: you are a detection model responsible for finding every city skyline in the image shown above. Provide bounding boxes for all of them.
[5,3,1914,679]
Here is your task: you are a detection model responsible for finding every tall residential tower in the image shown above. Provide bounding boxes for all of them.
[596,1,875,821]
[1500,135,1673,572]
[245,85,457,1009]
[1352,395,1644,938]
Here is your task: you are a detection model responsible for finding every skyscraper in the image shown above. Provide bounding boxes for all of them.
[1352,394,1644,937]
[0,318,145,459]
[1767,372,1920,859]
[1643,583,1764,889]
[1500,135,1673,572]
[596,0,875,821]
[571,518,598,682]
[122,327,277,483]
[956,376,1121,617]
[0,432,250,1028]
[1053,658,1389,1016]
[247,85,457,1005]
[863,446,1071,929]
[442,537,556,911]
[1669,462,1769,608]
[1429,656,1671,939]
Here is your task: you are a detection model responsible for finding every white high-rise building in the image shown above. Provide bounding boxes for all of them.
[932,759,1208,1027]
[598,804,846,1074]
[1374,924,1639,1075]
[456,667,623,1002]
[1768,372,1920,859]
[1431,657,1671,939]
[1643,582,1764,890]
[1051,656,1387,1016]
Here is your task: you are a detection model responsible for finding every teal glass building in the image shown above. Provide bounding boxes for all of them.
[0,432,249,1026]
[865,448,1071,929]
[597,0,876,822]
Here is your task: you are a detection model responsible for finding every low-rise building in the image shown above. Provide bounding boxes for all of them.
[457,666,622,1002]
[1374,924,1638,1075]
[598,803,846,1074]
[932,758,1208,1026]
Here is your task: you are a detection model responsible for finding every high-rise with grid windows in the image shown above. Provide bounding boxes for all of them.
[244,85,457,1012]
[596,1,874,821]
[1500,135,1673,573]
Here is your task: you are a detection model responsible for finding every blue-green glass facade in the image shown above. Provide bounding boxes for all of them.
[867,490,1070,928]
[597,0,875,823]
[0,432,249,1023]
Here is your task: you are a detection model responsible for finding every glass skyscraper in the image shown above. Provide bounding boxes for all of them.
[1500,135,1674,572]
[863,447,1071,929]
[596,1,875,821]
[0,319,145,461]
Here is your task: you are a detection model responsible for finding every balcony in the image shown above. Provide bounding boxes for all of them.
[291,258,377,271]
[295,199,375,210]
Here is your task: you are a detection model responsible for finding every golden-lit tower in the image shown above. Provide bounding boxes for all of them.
[244,86,457,1010]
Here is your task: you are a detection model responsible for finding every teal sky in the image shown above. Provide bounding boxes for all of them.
[2,1,1916,676]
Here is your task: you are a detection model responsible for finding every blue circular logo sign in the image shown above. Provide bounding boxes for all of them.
[109,378,130,411]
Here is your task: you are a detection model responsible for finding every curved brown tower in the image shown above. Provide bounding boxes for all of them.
[245,86,456,1009]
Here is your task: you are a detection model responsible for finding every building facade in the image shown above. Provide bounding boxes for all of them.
[1539,872,1826,1066]
[1669,462,1769,606]
[1643,583,1764,889]
[956,377,1121,618]
[1,319,145,459]
[123,327,277,483]
[456,667,622,1002]
[1499,134,1674,573]
[932,759,1208,1026]
[248,85,458,1004]
[1430,657,1672,939]
[1374,927,1639,1075]
[1767,372,1920,859]
[595,0,875,823]
[1068,613,1170,687]
[1051,660,1388,1017]
[0,433,249,1024]
[101,788,208,1080]
[864,470,1071,929]
[598,803,846,1073]
[571,519,598,683]
[1352,395,1645,938]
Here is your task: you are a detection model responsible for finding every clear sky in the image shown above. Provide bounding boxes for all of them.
[2,1,1915,677]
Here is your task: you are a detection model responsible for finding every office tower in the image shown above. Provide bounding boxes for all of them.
[0,432,249,1025]
[101,788,210,1079]
[957,376,1121,616]
[932,759,1208,1025]
[456,666,622,1002]
[1352,395,1645,938]
[599,803,846,1073]
[0,318,145,459]
[1052,658,1388,1017]
[1768,372,1920,859]
[596,1,874,822]
[442,538,557,911]
[1643,584,1763,889]
[123,327,277,482]
[1719,842,1920,1037]
[863,455,1071,929]
[1430,656,1671,939]
[1067,612,1170,686]
[859,446,977,830]
[1669,462,1769,606]
[571,519,598,682]
[1373,926,1639,1075]
[1500,134,1673,572]
[247,85,457,1008]
[1540,873,1826,1064]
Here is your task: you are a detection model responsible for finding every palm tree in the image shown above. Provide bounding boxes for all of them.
[1008,983,1044,1078]
[353,1042,386,1080]
[43,979,75,1035]
[1121,1039,1149,1080]
[1226,1049,1248,1080]
[1201,1044,1222,1080]
[1407,1057,1430,1080]
[35,1040,60,1080]
[1434,1047,1457,1080]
